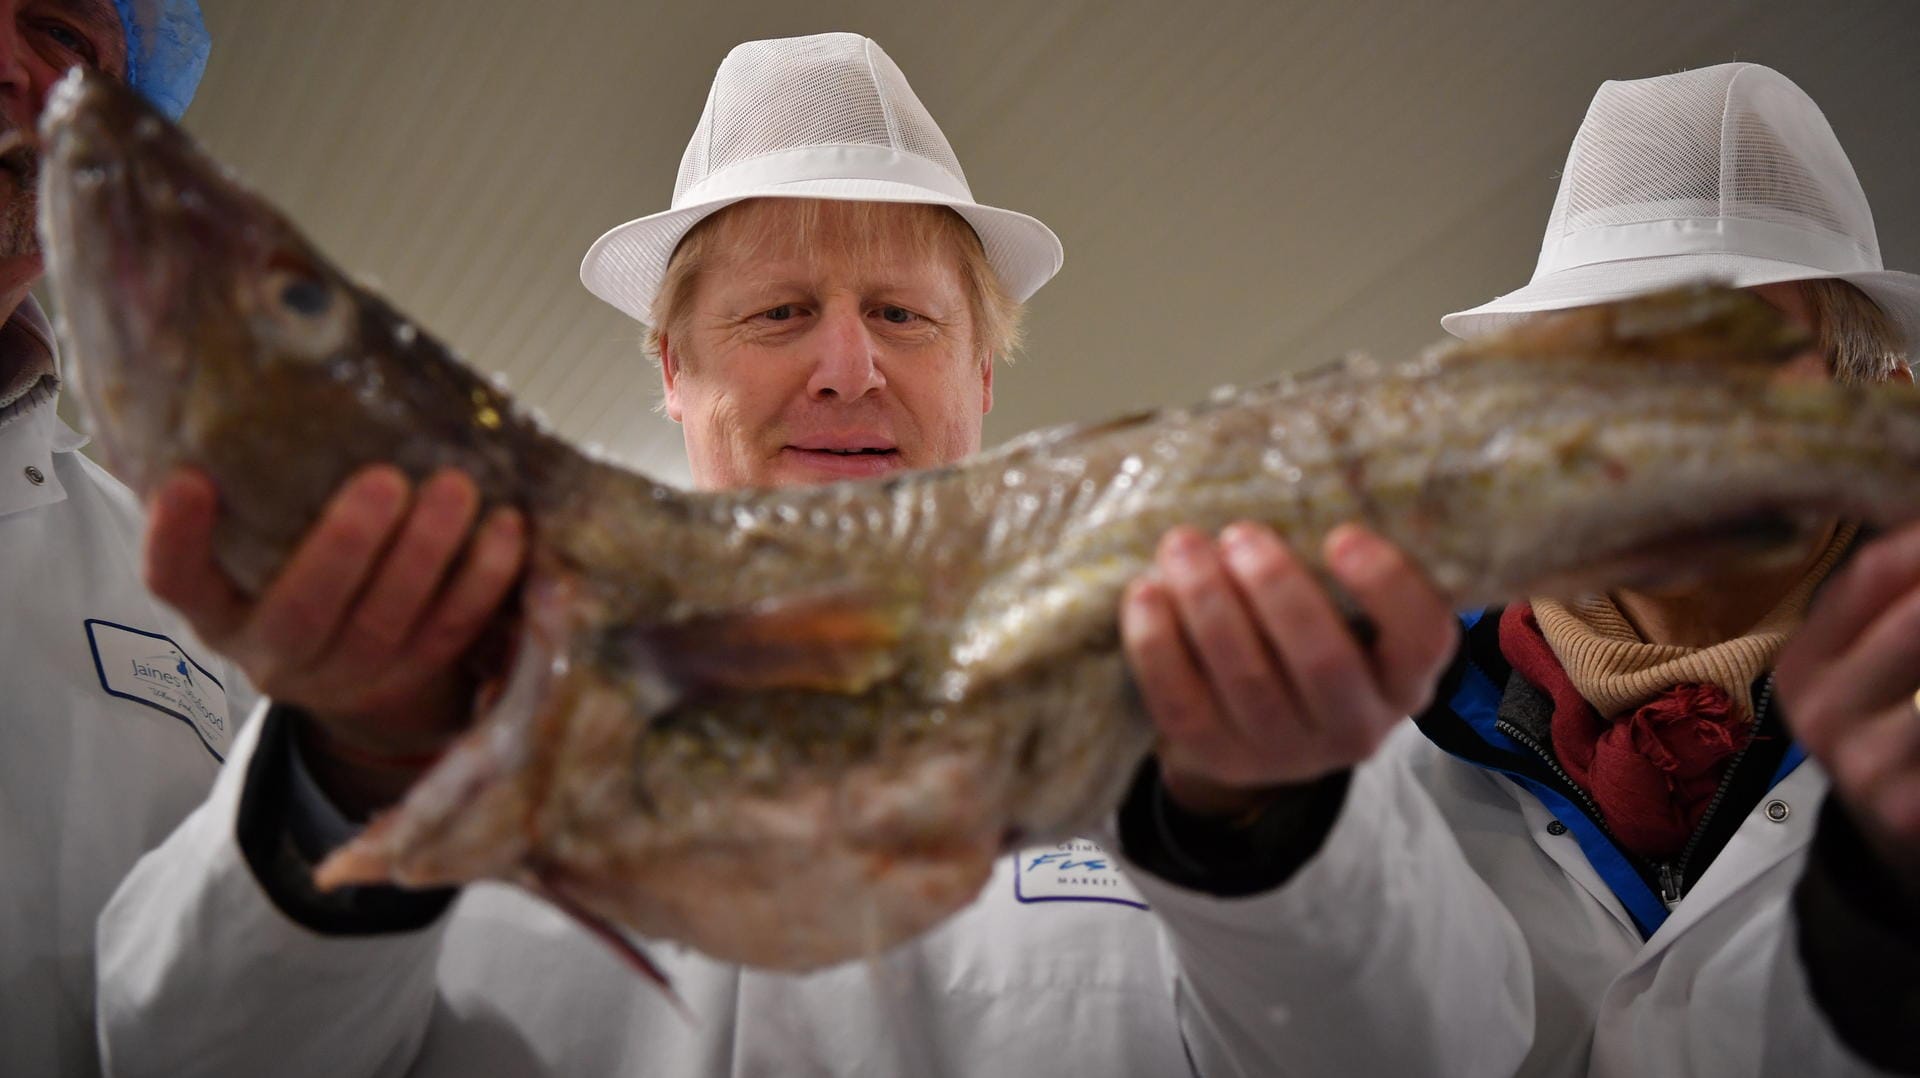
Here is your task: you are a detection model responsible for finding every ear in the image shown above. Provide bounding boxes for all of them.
[1891,361,1915,386]
[659,335,685,423]
[979,352,995,417]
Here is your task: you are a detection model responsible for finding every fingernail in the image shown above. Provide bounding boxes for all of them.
[366,483,407,518]
[1222,523,1283,571]
[1327,524,1385,577]
[356,465,408,509]
[430,471,481,514]
[1120,584,1154,635]
[153,480,188,515]
[483,507,522,541]
[1163,528,1205,567]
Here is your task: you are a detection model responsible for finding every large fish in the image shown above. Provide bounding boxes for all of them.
[38,70,1920,975]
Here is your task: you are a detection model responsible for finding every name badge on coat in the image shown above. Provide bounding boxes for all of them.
[86,619,231,759]
[1014,839,1149,910]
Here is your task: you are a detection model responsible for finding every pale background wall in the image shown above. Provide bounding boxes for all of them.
[93,0,1920,485]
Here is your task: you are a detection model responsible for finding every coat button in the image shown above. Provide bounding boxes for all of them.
[23,465,44,485]
[1546,820,1568,836]
[1764,800,1790,823]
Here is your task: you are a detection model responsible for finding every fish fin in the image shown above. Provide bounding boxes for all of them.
[312,637,550,891]
[972,407,1162,463]
[527,868,690,1021]
[310,811,403,891]
[315,568,590,892]
[614,589,907,696]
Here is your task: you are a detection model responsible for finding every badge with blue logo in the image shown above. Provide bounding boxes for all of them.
[1013,838,1149,910]
[85,619,230,759]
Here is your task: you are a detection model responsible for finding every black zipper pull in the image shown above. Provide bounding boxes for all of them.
[1657,862,1683,910]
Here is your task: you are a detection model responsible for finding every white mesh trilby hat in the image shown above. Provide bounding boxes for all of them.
[580,32,1064,325]
[1443,63,1920,344]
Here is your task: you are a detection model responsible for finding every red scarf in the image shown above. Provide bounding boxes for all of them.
[1499,604,1750,861]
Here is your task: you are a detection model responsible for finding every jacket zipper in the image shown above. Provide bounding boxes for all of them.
[1493,718,1619,844]
[1494,674,1776,912]
[1653,674,1776,910]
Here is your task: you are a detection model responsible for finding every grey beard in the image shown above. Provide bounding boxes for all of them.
[0,189,37,260]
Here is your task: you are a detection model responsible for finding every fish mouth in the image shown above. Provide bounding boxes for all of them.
[41,106,163,330]
[36,70,198,489]
[39,68,244,328]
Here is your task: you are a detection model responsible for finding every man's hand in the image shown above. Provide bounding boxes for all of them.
[144,465,527,815]
[1121,522,1458,818]
[1776,520,1920,894]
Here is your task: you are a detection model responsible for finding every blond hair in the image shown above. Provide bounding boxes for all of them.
[1804,278,1908,384]
[645,199,1023,369]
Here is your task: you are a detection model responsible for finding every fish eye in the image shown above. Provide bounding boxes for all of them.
[255,257,352,360]
[279,275,331,316]
[262,252,336,319]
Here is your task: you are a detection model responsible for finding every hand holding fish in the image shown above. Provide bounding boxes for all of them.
[1123,522,1458,818]
[143,464,527,816]
[1775,519,1920,896]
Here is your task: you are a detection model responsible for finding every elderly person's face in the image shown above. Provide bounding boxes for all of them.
[660,199,993,491]
[0,0,127,261]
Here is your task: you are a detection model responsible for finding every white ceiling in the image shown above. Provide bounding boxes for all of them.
[115,0,1920,486]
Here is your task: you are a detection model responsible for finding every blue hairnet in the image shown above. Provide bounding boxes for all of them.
[111,0,210,120]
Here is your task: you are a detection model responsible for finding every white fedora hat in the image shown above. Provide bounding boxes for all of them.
[580,32,1064,326]
[1443,62,1920,345]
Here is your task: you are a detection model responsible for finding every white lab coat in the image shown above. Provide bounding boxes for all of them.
[93,664,1900,1076]
[95,710,1531,1078]
[1400,719,1898,1078]
[0,385,253,1077]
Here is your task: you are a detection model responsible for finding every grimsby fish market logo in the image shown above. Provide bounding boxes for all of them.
[130,652,195,692]
[1026,850,1111,873]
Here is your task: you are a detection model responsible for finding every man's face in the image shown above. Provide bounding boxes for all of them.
[661,199,993,492]
[0,0,127,261]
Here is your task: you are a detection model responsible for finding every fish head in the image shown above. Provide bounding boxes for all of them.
[37,68,369,494]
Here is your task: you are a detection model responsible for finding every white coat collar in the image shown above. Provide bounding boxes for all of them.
[0,400,72,518]
[1638,759,1826,955]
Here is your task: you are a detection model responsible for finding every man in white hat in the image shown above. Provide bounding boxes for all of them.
[98,32,1525,1077]
[1407,62,1918,1076]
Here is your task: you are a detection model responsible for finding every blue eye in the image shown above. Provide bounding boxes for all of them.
[764,304,795,321]
[879,306,914,324]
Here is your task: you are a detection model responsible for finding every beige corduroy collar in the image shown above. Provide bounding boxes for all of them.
[1532,523,1858,718]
